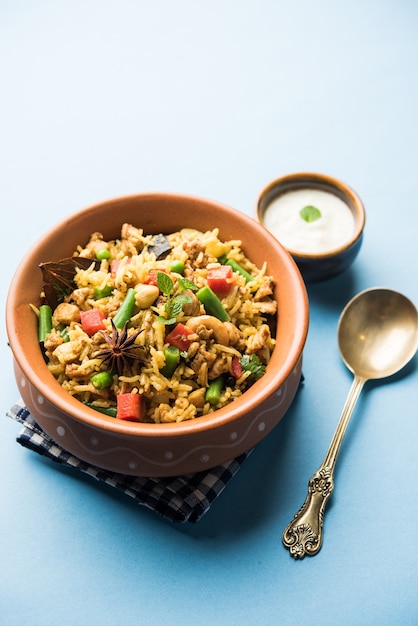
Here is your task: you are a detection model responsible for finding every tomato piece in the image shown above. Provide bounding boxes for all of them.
[110,258,132,276]
[110,260,120,275]
[231,357,243,379]
[207,265,233,296]
[165,323,195,351]
[144,269,167,288]
[116,393,144,421]
[80,309,106,336]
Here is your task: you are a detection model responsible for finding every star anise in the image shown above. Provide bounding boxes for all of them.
[39,256,100,309]
[96,320,148,375]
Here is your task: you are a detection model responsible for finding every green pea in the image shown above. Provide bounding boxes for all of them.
[171,260,185,274]
[96,248,111,261]
[91,371,113,390]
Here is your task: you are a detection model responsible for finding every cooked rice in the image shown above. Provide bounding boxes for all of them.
[39,225,277,423]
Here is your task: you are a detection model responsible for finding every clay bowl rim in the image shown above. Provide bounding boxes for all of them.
[256,171,366,260]
[6,191,309,441]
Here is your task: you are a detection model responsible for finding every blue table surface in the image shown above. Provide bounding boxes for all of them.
[1,2,417,625]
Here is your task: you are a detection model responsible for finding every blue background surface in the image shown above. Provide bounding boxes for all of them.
[1,2,417,625]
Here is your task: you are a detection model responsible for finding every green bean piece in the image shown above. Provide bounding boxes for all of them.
[205,376,225,406]
[112,287,136,329]
[170,260,185,274]
[38,305,52,343]
[60,327,70,342]
[160,346,181,378]
[94,285,114,299]
[196,286,229,321]
[224,259,253,283]
[95,248,111,261]
[84,401,117,417]
[91,371,113,390]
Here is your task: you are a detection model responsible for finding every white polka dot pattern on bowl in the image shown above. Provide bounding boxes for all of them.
[15,357,303,476]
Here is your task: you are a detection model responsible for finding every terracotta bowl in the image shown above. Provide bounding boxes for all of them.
[257,172,366,282]
[6,193,309,477]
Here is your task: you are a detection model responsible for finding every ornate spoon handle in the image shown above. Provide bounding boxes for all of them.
[282,376,366,558]
[282,465,334,558]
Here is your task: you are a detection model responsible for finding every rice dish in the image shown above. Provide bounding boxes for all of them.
[35,224,277,423]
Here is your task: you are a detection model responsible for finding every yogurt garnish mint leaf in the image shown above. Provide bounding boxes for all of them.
[299,205,322,223]
[263,188,355,254]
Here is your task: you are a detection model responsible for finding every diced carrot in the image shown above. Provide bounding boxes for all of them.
[110,260,120,275]
[144,269,167,288]
[207,265,233,297]
[165,323,195,351]
[116,393,144,421]
[80,308,106,336]
[231,356,243,379]
[110,258,131,276]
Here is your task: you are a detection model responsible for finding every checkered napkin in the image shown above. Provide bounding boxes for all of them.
[6,401,250,523]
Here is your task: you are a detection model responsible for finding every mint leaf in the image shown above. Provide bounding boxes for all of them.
[300,205,321,223]
[173,293,192,307]
[157,271,174,295]
[158,272,195,324]
[178,277,197,292]
[157,314,177,325]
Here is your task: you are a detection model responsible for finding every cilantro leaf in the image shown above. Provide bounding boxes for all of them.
[240,354,266,385]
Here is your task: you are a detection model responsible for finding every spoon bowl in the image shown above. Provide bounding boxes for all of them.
[338,288,418,380]
[283,287,418,558]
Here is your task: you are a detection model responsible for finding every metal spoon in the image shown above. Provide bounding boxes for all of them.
[282,287,418,559]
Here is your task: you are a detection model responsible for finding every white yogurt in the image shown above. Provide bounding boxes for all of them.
[263,188,356,254]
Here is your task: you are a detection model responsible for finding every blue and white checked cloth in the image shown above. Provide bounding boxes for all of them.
[7,401,251,523]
